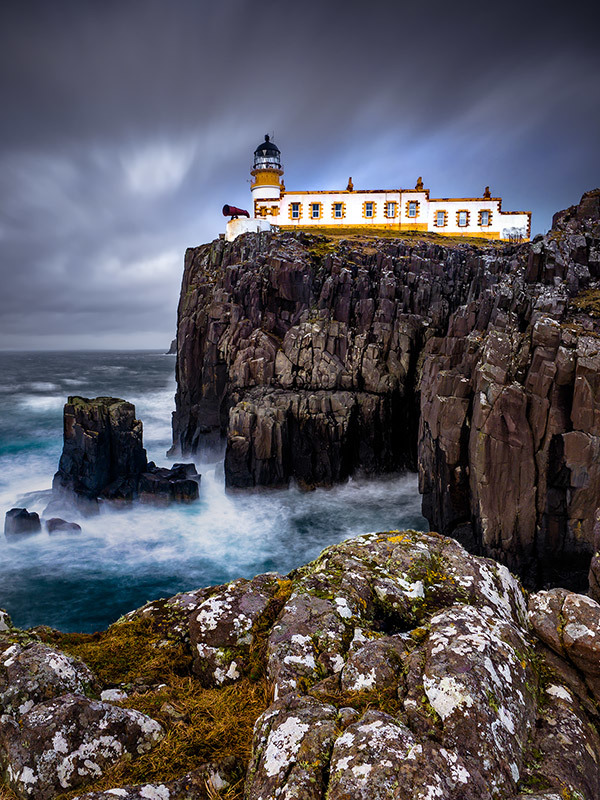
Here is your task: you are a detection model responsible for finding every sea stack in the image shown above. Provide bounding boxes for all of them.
[52,396,199,505]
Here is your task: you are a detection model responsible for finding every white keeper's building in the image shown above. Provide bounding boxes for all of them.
[238,135,531,242]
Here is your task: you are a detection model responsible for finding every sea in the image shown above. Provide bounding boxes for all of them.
[0,351,428,633]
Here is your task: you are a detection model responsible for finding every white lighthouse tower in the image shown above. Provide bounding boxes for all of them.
[250,135,284,215]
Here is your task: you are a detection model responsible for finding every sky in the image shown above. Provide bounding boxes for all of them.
[0,0,599,350]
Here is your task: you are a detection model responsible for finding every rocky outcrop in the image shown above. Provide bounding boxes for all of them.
[1,694,164,799]
[419,189,600,590]
[172,189,600,588]
[52,396,199,507]
[53,396,148,499]
[4,508,41,536]
[172,231,497,483]
[4,532,599,798]
[0,627,164,800]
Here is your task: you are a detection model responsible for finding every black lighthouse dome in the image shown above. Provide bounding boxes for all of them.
[253,134,281,170]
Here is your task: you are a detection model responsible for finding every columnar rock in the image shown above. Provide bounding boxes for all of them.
[419,189,600,589]
[52,396,199,505]
[53,396,148,498]
[172,189,600,587]
[172,231,508,486]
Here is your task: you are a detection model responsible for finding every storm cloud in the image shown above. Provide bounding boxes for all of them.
[1,0,598,349]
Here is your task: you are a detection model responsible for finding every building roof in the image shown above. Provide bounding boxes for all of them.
[254,134,280,157]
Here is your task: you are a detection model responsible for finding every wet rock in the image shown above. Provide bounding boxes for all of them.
[0,642,99,717]
[52,397,200,506]
[4,508,41,536]
[46,517,82,533]
[0,693,164,799]
[138,463,199,504]
[53,396,148,499]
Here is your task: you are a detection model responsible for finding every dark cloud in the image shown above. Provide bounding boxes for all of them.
[1,0,599,348]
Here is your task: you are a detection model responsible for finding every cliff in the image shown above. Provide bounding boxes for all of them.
[172,189,600,591]
[3,529,600,799]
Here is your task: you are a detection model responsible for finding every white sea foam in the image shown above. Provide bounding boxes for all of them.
[0,351,427,632]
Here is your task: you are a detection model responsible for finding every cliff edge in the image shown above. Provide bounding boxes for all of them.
[172,189,600,590]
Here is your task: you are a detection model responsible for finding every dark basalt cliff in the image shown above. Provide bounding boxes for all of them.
[172,189,600,589]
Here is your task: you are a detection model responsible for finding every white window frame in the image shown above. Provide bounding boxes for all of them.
[480,210,490,226]
[365,202,374,218]
[311,203,320,219]
[408,201,417,218]
[436,211,445,227]
[334,203,343,218]
[291,203,300,219]
[458,211,468,227]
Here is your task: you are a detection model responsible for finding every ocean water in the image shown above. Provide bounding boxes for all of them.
[0,351,427,633]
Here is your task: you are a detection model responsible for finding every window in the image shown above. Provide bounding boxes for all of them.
[291,203,300,219]
[385,201,397,218]
[479,209,491,226]
[311,202,321,219]
[457,210,469,227]
[435,211,446,227]
[334,202,344,218]
[364,202,374,218]
[405,200,420,218]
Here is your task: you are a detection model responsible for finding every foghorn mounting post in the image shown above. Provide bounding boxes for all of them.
[222,204,250,220]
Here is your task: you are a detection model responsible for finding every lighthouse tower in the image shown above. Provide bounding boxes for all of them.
[251,135,283,214]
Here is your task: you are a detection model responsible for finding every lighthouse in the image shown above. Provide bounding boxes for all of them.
[251,135,284,216]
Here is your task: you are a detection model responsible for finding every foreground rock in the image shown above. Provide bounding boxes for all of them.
[3,531,600,799]
[4,508,41,536]
[73,759,235,799]
[172,189,600,588]
[0,694,164,799]
[52,396,199,507]
[0,625,164,800]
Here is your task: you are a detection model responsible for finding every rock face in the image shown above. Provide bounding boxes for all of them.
[53,396,148,499]
[4,508,41,536]
[419,188,600,590]
[173,189,600,588]
[172,232,489,482]
[4,531,600,798]
[52,396,199,506]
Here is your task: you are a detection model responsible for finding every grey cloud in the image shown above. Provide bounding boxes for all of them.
[0,0,598,348]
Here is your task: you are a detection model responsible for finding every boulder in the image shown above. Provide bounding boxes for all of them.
[190,573,286,686]
[4,508,41,536]
[0,693,164,800]
[46,517,82,533]
[0,642,99,718]
[245,695,337,800]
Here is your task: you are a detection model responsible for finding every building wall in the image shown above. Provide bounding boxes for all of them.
[251,183,531,241]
